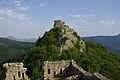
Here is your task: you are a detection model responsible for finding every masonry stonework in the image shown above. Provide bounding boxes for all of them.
[3,62,30,80]
[43,60,110,80]
[54,20,65,27]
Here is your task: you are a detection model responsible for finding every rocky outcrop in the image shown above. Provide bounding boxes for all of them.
[54,20,86,53]
[3,62,30,80]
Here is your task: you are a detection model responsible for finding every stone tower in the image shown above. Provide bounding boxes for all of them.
[54,20,65,27]
[3,62,30,80]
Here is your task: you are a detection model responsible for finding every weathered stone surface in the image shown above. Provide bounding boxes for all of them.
[54,20,86,53]
[43,60,110,80]
[92,73,110,80]
[3,62,30,80]
[54,20,65,27]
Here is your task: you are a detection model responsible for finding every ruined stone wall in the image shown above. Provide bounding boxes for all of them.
[43,60,110,80]
[43,60,71,80]
[54,20,65,27]
[3,62,30,80]
[43,60,88,80]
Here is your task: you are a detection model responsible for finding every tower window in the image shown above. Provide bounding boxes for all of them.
[22,73,24,79]
[18,72,20,77]
[13,76,15,80]
[54,71,56,77]
[60,69,62,74]
[48,69,50,74]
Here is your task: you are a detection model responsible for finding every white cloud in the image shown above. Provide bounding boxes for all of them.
[0,18,41,38]
[13,0,29,11]
[0,16,39,27]
[70,14,94,18]
[97,20,117,25]
[52,16,61,19]
[79,20,120,25]
[19,6,29,11]
[13,0,21,7]
[39,3,46,7]
[0,8,26,19]
[52,16,58,18]
[80,20,93,24]
[0,16,14,24]
[25,21,39,27]
[80,20,89,23]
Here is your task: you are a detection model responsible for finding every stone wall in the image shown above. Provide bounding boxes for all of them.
[43,60,110,80]
[43,60,71,80]
[3,62,30,80]
[54,20,65,27]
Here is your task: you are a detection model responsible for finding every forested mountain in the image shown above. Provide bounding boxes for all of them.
[22,21,120,80]
[0,37,35,64]
[6,34,120,58]
[83,34,120,57]
[0,21,120,80]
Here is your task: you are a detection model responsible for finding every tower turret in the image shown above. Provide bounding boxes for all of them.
[54,20,65,27]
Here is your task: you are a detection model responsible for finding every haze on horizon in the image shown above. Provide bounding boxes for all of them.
[0,0,120,39]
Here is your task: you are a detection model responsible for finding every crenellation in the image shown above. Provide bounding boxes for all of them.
[54,20,65,27]
[3,62,30,80]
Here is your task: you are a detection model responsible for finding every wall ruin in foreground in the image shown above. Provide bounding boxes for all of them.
[3,62,30,80]
[43,60,110,80]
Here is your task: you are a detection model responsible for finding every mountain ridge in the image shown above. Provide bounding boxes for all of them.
[83,35,120,57]
[7,36,36,42]
[5,34,120,58]
[0,37,35,64]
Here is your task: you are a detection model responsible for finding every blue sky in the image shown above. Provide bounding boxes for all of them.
[0,0,120,38]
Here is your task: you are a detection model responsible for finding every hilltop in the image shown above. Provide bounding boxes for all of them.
[22,20,120,80]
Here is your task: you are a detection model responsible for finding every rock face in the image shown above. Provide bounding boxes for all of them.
[3,62,30,80]
[43,60,110,80]
[54,20,86,53]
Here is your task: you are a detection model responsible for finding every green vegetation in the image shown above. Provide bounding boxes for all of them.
[0,26,120,80]
[0,37,35,80]
[24,27,62,79]
[84,35,120,57]
[23,26,120,80]
[0,37,35,63]
[36,27,62,46]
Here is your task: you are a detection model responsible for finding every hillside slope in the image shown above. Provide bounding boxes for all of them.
[83,34,120,57]
[0,37,35,64]
[23,20,120,80]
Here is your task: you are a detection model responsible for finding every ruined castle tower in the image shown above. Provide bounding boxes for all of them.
[54,20,65,27]
[3,62,30,80]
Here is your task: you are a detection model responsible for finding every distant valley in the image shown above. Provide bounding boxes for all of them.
[7,36,36,42]
[0,37,35,64]
[83,34,120,57]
